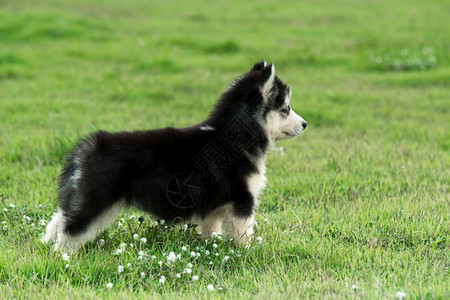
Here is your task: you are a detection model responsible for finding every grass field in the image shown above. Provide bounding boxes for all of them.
[0,0,449,298]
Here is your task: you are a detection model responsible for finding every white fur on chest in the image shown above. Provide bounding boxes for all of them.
[246,157,266,206]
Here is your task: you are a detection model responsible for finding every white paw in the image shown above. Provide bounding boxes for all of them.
[42,210,63,244]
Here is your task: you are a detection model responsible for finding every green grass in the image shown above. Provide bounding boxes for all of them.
[0,0,448,298]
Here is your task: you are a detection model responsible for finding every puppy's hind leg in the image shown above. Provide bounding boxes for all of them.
[42,209,64,244]
[54,200,125,253]
[45,135,126,253]
[44,169,125,252]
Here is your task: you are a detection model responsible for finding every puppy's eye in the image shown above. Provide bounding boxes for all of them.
[280,106,290,114]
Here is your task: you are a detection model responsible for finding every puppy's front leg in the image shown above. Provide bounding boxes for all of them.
[222,207,255,246]
[196,207,224,239]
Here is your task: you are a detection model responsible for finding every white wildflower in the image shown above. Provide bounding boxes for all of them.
[140,237,147,243]
[187,263,193,268]
[159,219,165,225]
[192,275,199,281]
[118,265,124,273]
[62,253,70,261]
[106,282,113,289]
[396,291,406,299]
[119,242,126,249]
[183,268,192,274]
[224,256,229,261]
[274,146,285,156]
[205,250,210,255]
[212,243,218,248]
[129,215,136,220]
[158,261,163,266]
[190,251,196,257]
[256,236,263,243]
[181,246,187,251]
[140,272,146,278]
[207,284,214,291]
[9,204,15,208]
[159,275,166,284]
[133,234,139,240]
[166,252,177,263]
[176,273,181,278]
[3,208,7,212]
[115,248,123,255]
[352,284,357,291]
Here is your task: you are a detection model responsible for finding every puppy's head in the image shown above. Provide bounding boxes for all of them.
[210,60,307,144]
[249,60,307,143]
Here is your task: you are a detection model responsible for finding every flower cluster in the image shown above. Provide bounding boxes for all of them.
[368,47,437,71]
[98,217,251,291]
[1,199,48,236]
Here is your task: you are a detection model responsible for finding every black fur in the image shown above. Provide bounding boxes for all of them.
[56,61,290,238]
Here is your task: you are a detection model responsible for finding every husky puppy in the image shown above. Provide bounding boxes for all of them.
[43,60,307,252]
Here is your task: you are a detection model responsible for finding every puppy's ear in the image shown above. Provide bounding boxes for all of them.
[251,59,267,71]
[260,63,275,98]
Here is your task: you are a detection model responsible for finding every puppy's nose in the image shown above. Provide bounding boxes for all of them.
[302,121,307,129]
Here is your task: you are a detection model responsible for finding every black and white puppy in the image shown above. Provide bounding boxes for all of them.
[43,60,307,252]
